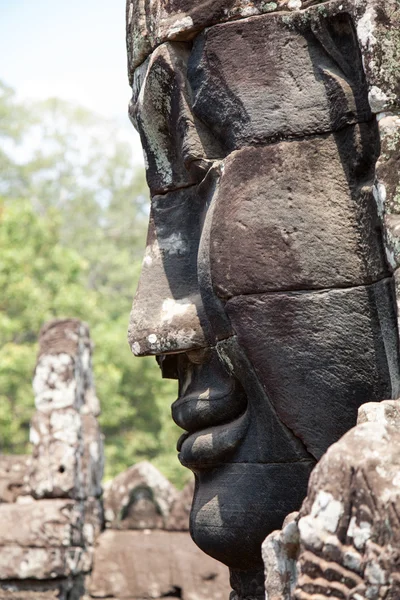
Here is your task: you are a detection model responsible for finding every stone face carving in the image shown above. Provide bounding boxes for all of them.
[127,0,400,596]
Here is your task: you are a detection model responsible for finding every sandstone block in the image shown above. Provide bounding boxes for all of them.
[127,0,350,74]
[29,417,103,500]
[0,591,60,600]
[226,279,400,460]
[33,320,92,414]
[131,43,221,196]
[29,410,83,500]
[191,462,313,572]
[0,456,31,504]
[88,530,230,599]
[356,0,400,114]
[0,499,84,548]
[188,7,371,152]
[0,547,91,580]
[358,399,400,427]
[81,414,104,500]
[0,578,84,600]
[375,114,400,271]
[82,498,103,547]
[104,462,178,530]
[210,125,387,298]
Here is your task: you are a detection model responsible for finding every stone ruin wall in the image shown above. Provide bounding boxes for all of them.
[0,319,230,600]
[0,319,104,600]
[3,321,400,600]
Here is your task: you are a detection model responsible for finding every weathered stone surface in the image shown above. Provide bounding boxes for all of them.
[210,125,387,298]
[29,413,103,500]
[0,590,60,600]
[30,320,103,500]
[0,578,85,600]
[262,512,300,600]
[130,43,221,195]
[356,0,400,114]
[103,462,178,530]
[0,320,102,599]
[165,478,194,531]
[88,530,230,599]
[81,414,104,500]
[293,422,400,599]
[127,0,400,594]
[126,0,357,74]
[82,498,103,547]
[0,456,31,504]
[262,417,400,598]
[29,410,84,500]
[0,547,91,580]
[33,320,92,414]
[0,499,85,548]
[0,580,77,600]
[191,462,313,573]
[189,6,371,153]
[375,114,400,270]
[358,398,400,426]
[128,184,218,357]
[226,278,400,460]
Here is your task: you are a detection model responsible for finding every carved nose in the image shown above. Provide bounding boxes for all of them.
[128,186,211,357]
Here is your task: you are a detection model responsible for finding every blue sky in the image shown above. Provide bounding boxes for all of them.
[0,0,143,160]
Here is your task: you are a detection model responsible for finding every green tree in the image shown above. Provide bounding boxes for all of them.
[0,82,187,486]
[0,198,100,452]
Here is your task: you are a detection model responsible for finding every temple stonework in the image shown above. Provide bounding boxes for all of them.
[0,320,229,600]
[127,0,400,597]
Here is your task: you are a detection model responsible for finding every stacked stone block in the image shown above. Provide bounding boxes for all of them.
[0,319,104,600]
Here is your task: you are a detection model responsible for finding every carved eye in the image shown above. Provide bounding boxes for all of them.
[186,348,211,365]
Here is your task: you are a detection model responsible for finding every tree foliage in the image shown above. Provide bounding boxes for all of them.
[0,82,187,486]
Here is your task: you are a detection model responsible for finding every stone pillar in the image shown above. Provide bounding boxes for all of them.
[0,319,104,599]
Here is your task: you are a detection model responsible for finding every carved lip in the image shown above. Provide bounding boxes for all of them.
[172,389,249,468]
[177,411,250,468]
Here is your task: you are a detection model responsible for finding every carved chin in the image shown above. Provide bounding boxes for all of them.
[189,462,314,571]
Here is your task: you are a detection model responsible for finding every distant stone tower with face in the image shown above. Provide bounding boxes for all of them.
[126,1,400,598]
